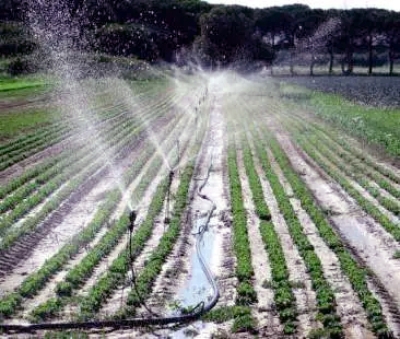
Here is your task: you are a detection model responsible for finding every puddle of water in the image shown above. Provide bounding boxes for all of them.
[170,214,216,339]
[181,215,215,307]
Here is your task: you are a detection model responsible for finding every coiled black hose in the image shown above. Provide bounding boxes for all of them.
[0,154,219,333]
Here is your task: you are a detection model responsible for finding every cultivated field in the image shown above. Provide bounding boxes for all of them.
[0,71,400,339]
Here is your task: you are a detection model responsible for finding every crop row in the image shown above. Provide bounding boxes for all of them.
[120,163,196,317]
[0,106,133,200]
[0,126,164,320]
[0,160,105,251]
[0,80,174,173]
[0,101,127,172]
[30,89,206,322]
[280,83,400,157]
[29,110,194,321]
[282,112,400,215]
[0,95,184,249]
[77,101,208,320]
[301,117,400,186]
[0,123,68,159]
[0,117,146,243]
[303,122,400,201]
[0,126,75,172]
[0,89,180,243]
[0,79,159,157]
[248,126,344,338]
[294,131,400,244]
[0,156,62,200]
[226,126,258,334]
[240,132,299,336]
[0,107,134,207]
[0,146,100,215]
[276,107,400,223]
[262,126,392,338]
[310,135,400,216]
[314,130,400,200]
[0,189,121,320]
[0,79,181,199]
[74,178,168,321]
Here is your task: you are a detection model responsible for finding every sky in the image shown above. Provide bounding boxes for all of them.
[204,0,400,12]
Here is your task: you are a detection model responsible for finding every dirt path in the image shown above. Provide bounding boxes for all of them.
[166,95,237,338]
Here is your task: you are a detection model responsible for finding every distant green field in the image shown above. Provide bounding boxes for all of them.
[0,75,50,101]
[0,109,58,140]
[280,83,400,157]
[0,76,55,141]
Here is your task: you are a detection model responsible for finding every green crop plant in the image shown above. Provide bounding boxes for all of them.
[225,127,258,334]
[0,189,121,320]
[240,135,299,334]
[301,133,400,218]
[261,129,392,338]
[76,113,206,320]
[299,137,400,243]
[280,83,400,157]
[123,164,195,310]
[80,164,194,320]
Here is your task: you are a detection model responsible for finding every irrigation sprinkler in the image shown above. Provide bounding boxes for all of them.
[164,170,174,225]
[0,165,220,334]
[128,210,137,232]
[176,140,180,169]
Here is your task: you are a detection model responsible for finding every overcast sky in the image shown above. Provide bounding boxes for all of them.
[204,0,400,12]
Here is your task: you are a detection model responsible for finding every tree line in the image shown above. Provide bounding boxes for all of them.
[1,0,400,74]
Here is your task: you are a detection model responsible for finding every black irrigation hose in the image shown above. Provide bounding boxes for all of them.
[0,151,220,334]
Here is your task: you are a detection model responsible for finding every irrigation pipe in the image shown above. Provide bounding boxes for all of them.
[0,147,219,334]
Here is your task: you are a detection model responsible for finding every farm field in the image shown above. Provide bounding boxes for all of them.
[0,71,400,339]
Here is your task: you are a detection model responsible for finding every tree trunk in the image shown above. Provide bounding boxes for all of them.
[310,50,315,76]
[342,47,353,75]
[329,50,334,74]
[368,33,373,75]
[389,49,394,75]
[341,55,346,73]
[290,48,295,76]
[347,49,354,74]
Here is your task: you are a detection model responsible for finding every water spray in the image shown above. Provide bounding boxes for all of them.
[0,136,220,336]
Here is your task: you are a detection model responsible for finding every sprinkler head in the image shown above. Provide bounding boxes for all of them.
[128,210,137,232]
[129,210,137,224]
